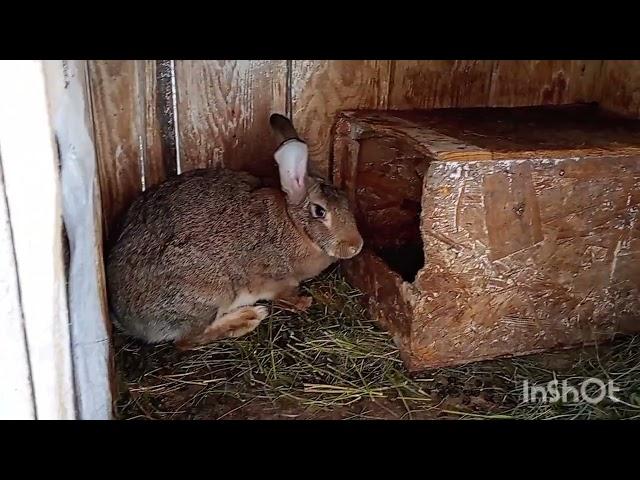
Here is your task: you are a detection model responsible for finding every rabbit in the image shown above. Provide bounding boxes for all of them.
[106,113,363,349]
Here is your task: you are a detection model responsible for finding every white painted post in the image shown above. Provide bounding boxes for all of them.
[0,160,36,420]
[0,60,76,419]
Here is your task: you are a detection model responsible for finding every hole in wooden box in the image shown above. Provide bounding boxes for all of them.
[353,136,427,283]
[375,242,425,283]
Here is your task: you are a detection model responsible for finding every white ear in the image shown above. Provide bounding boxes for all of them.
[274,139,308,204]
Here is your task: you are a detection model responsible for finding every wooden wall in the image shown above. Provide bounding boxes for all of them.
[598,60,640,119]
[88,60,639,237]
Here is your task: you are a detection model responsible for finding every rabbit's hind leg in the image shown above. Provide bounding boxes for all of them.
[210,305,269,338]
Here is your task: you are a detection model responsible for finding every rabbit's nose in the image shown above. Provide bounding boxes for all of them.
[336,235,363,259]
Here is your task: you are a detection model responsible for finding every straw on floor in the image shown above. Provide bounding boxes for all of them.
[114,267,640,420]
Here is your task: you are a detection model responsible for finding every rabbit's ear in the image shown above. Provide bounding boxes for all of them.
[274,139,308,204]
[270,113,300,144]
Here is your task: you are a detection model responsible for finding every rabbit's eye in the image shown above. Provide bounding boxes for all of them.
[311,203,326,219]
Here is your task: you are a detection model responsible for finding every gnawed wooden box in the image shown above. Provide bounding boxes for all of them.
[332,105,640,371]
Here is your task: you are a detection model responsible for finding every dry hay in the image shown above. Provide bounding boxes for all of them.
[114,267,640,420]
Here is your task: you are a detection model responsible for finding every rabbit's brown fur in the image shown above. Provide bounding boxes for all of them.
[106,115,363,348]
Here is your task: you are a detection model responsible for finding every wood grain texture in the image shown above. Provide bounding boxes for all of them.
[90,60,610,237]
[175,60,287,178]
[489,60,602,106]
[598,60,640,118]
[88,60,144,238]
[142,60,175,188]
[389,60,495,109]
[483,162,543,260]
[411,155,640,369]
[154,60,179,181]
[338,106,640,162]
[291,60,392,178]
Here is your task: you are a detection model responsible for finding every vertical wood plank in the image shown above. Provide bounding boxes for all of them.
[88,60,144,238]
[175,60,288,178]
[142,60,166,188]
[598,60,640,118]
[146,60,179,186]
[157,60,179,178]
[488,60,601,106]
[291,60,392,178]
[572,60,604,103]
[0,60,75,419]
[389,60,495,109]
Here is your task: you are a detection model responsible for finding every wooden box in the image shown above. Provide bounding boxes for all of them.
[332,105,640,371]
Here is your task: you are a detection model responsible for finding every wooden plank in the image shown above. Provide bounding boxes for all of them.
[45,60,113,420]
[483,162,543,260]
[175,60,287,178]
[152,60,179,182]
[389,60,495,109]
[291,60,392,178]
[0,60,76,419]
[573,60,605,102]
[335,105,640,165]
[598,60,640,118]
[0,156,36,420]
[488,60,602,106]
[354,105,640,160]
[142,60,175,189]
[88,60,144,238]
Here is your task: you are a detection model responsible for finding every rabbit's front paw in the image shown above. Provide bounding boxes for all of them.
[274,293,313,313]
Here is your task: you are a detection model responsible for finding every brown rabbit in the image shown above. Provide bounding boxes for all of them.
[106,114,363,349]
